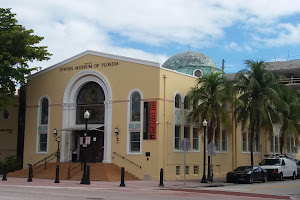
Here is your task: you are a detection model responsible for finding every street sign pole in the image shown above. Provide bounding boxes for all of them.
[207,142,216,182]
[184,141,186,185]
[180,139,191,185]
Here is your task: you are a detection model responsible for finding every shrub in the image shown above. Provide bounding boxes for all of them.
[1,156,22,173]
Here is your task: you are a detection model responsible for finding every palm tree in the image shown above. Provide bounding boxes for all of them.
[188,72,233,179]
[275,84,300,154]
[235,60,285,166]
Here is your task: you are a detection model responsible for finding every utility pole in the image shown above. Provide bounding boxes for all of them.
[222,59,225,72]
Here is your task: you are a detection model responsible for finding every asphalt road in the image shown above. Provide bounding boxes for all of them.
[0,177,299,200]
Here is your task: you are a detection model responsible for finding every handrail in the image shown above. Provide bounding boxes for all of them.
[29,152,58,170]
[68,163,81,179]
[113,152,142,169]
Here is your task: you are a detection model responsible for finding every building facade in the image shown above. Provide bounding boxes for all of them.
[6,50,300,180]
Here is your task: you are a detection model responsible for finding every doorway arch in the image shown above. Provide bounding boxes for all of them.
[62,70,112,163]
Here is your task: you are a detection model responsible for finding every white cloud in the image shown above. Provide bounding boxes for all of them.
[255,23,300,47]
[244,45,252,52]
[3,0,300,70]
[225,42,253,52]
[226,42,242,52]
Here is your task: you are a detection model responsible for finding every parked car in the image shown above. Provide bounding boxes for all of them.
[296,160,300,179]
[259,155,297,181]
[226,166,268,184]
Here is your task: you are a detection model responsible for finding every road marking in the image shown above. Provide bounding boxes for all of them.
[249,184,300,191]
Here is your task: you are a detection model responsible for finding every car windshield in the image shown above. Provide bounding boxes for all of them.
[260,159,280,166]
[234,166,253,172]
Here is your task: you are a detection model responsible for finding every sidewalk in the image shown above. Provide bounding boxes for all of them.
[0,177,227,190]
[0,177,292,200]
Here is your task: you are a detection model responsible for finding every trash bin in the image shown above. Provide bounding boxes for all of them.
[72,149,77,162]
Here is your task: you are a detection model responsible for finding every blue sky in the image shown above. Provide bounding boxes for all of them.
[3,0,300,74]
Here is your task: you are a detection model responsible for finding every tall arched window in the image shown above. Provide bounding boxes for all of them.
[37,97,49,153]
[130,92,141,122]
[128,90,142,153]
[174,93,182,150]
[175,94,181,109]
[76,82,105,124]
[184,96,190,110]
[40,98,49,124]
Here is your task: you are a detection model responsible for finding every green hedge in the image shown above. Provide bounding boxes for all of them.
[0,156,22,174]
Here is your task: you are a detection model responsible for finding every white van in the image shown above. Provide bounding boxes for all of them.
[259,155,297,180]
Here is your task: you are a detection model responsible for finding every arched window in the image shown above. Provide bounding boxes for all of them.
[184,96,190,110]
[130,92,141,122]
[127,90,142,153]
[174,93,182,150]
[37,97,49,153]
[76,82,105,124]
[175,94,181,109]
[183,95,191,150]
[40,98,49,124]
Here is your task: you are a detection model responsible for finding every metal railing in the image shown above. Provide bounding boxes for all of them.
[279,77,300,85]
[67,163,81,179]
[113,152,142,169]
[29,152,58,173]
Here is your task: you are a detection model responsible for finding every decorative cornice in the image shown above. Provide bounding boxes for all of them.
[28,50,161,80]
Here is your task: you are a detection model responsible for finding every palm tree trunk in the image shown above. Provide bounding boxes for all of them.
[250,133,253,166]
[207,122,214,181]
[250,125,254,167]
[280,133,284,154]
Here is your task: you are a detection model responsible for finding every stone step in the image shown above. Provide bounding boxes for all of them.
[7,163,139,181]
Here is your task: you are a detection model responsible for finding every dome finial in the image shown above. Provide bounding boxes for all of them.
[187,45,191,52]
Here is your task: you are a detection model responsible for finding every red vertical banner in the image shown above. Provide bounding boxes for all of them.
[149,101,157,139]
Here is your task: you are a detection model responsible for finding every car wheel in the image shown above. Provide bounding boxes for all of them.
[292,172,296,180]
[248,174,253,184]
[226,175,232,183]
[262,175,267,183]
[278,172,283,181]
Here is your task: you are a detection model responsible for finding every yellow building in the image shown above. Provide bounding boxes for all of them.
[0,100,20,163]
[21,50,299,180]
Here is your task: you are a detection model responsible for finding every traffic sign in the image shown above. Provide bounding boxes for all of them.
[207,142,217,156]
[180,138,191,151]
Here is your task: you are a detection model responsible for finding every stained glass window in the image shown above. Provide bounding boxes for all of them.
[38,97,49,153]
[130,92,141,122]
[76,82,105,124]
[41,98,49,124]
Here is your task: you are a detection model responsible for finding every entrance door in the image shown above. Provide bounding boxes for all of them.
[78,130,104,163]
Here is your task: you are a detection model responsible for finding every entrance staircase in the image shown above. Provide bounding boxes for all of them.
[7,163,139,182]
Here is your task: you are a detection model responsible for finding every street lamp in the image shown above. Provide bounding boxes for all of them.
[80,110,90,184]
[201,119,208,183]
[56,136,60,162]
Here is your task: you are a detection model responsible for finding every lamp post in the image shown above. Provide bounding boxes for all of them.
[80,110,90,184]
[201,119,208,183]
[56,136,60,162]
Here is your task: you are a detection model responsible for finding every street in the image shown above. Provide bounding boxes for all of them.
[0,177,299,200]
